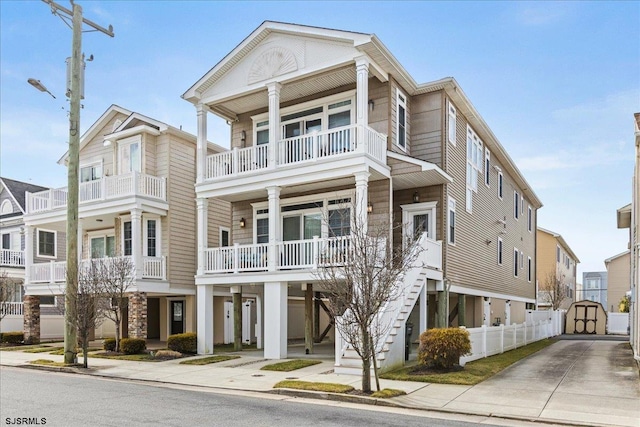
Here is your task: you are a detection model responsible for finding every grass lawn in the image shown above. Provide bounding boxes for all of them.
[261,359,322,372]
[381,339,555,385]
[212,343,258,352]
[371,388,407,398]
[274,380,354,393]
[0,345,43,352]
[29,359,74,367]
[90,352,162,362]
[180,355,241,365]
[23,346,64,353]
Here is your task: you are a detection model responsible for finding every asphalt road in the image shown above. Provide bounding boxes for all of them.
[0,367,511,427]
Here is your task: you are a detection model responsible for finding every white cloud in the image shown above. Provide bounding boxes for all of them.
[515,3,571,26]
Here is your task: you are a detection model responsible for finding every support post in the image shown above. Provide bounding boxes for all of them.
[267,82,282,168]
[353,171,370,234]
[232,286,242,351]
[196,198,208,275]
[437,290,447,328]
[304,283,313,354]
[131,208,142,279]
[267,186,281,272]
[355,57,369,149]
[263,281,287,359]
[196,103,208,182]
[458,294,466,327]
[256,293,263,349]
[313,291,320,341]
[419,284,427,333]
[197,285,213,354]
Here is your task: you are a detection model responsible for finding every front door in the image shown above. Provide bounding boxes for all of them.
[170,301,184,335]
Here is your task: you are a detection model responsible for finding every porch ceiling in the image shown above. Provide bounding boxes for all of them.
[207,65,356,118]
[392,169,452,190]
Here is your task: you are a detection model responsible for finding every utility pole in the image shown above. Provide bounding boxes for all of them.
[42,0,113,365]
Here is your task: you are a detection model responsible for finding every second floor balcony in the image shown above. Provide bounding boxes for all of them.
[204,124,387,182]
[202,235,442,275]
[26,172,167,215]
[29,256,166,284]
[0,249,25,268]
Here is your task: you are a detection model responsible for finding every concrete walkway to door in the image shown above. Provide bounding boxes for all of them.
[396,339,640,426]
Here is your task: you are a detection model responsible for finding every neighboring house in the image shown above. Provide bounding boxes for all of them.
[536,227,579,310]
[580,271,608,308]
[22,105,230,343]
[604,251,630,313]
[0,177,58,335]
[182,21,542,370]
[617,111,640,363]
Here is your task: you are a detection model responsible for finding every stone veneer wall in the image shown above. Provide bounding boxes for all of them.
[23,295,40,344]
[128,292,147,339]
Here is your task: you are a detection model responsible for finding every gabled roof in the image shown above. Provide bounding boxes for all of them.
[0,177,49,215]
[604,250,630,265]
[537,227,580,263]
[182,21,541,208]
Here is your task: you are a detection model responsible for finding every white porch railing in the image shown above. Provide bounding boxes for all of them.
[203,236,354,273]
[30,256,166,283]
[0,302,24,316]
[26,172,167,214]
[204,124,387,181]
[0,249,25,267]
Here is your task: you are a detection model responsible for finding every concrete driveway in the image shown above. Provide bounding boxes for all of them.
[438,339,640,426]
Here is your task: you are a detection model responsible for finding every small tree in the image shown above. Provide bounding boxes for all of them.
[540,271,569,310]
[0,271,16,323]
[76,261,105,368]
[619,295,631,313]
[97,257,134,353]
[314,201,422,393]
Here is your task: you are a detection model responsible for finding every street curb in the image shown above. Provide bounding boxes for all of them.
[2,362,612,427]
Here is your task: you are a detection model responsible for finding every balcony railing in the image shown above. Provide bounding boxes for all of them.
[204,125,387,181]
[204,236,353,274]
[29,256,166,283]
[0,249,25,267]
[0,302,24,316]
[26,172,167,214]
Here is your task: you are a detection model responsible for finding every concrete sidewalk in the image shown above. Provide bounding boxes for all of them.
[1,339,638,426]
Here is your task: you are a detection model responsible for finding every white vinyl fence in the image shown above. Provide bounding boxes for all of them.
[460,310,565,365]
[608,313,630,335]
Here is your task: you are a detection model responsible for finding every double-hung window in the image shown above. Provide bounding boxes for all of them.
[498,171,504,199]
[466,126,483,212]
[485,148,491,187]
[447,197,456,245]
[397,90,407,150]
[514,248,519,277]
[448,102,456,145]
[37,229,56,258]
[497,237,503,265]
[528,206,532,232]
[123,221,133,256]
[514,191,520,220]
[145,218,159,257]
[528,256,532,282]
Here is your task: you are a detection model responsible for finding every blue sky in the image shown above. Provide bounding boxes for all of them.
[1,1,638,277]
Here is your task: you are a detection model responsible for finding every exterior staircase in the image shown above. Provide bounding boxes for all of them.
[334,233,440,375]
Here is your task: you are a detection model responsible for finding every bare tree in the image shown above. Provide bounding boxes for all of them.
[75,261,105,368]
[0,271,16,323]
[539,271,569,310]
[97,257,134,353]
[314,203,422,393]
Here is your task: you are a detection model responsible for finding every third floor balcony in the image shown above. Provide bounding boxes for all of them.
[26,172,166,215]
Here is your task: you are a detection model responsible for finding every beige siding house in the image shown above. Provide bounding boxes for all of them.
[22,105,230,342]
[605,251,630,313]
[536,227,579,310]
[184,22,542,371]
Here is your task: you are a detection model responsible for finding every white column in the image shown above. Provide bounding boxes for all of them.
[505,300,511,326]
[353,171,370,234]
[419,283,427,333]
[131,208,143,279]
[267,82,282,168]
[24,226,33,286]
[264,281,287,359]
[196,103,208,183]
[355,56,369,148]
[267,186,281,271]
[483,297,491,326]
[197,285,214,354]
[256,292,263,349]
[196,198,208,275]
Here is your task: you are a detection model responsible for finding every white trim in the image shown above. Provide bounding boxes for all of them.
[514,190,520,220]
[36,228,57,259]
[117,135,142,174]
[527,256,532,283]
[448,283,536,304]
[497,171,504,200]
[219,226,231,247]
[143,215,161,257]
[484,148,490,188]
[121,217,133,257]
[513,247,519,277]
[447,197,456,246]
[527,206,532,232]
[497,237,503,265]
[167,298,187,336]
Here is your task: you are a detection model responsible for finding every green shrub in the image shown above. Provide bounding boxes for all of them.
[167,332,197,354]
[418,328,471,370]
[119,338,146,355]
[0,331,24,344]
[103,338,116,351]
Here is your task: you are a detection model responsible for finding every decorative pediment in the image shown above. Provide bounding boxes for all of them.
[247,47,298,84]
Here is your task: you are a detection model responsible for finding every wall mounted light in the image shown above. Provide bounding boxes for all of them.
[103,139,112,147]
[239,217,246,228]
[413,191,420,203]
[367,202,373,214]
[368,99,375,111]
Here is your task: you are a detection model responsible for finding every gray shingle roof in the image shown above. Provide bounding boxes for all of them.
[0,177,49,214]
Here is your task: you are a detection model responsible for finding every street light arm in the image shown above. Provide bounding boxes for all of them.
[27,78,56,99]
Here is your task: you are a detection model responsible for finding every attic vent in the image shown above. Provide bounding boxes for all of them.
[248,47,298,84]
[112,119,122,132]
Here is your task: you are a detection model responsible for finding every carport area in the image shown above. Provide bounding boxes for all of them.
[440,338,640,426]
